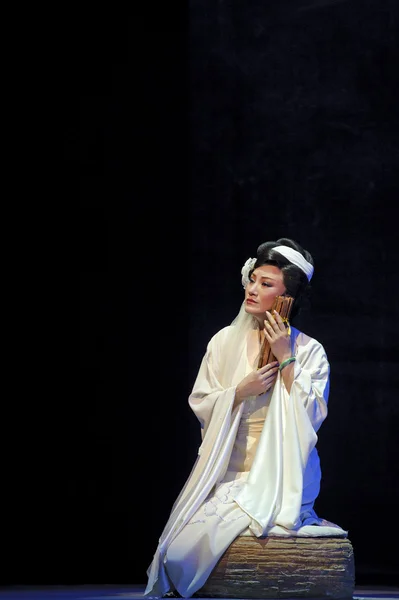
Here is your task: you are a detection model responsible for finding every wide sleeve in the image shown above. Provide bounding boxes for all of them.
[289,331,330,433]
[235,330,331,535]
[188,327,237,440]
[144,327,244,598]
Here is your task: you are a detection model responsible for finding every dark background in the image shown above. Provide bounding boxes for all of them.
[38,0,399,591]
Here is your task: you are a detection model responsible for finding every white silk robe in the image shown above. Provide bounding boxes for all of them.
[145,325,347,598]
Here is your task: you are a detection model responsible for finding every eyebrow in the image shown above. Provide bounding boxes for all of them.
[253,274,276,281]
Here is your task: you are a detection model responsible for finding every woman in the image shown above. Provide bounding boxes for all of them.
[145,237,346,599]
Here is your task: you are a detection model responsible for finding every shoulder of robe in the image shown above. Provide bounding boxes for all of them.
[291,327,327,358]
[205,325,234,360]
[208,325,233,346]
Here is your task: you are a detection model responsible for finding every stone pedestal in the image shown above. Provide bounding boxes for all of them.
[197,536,355,599]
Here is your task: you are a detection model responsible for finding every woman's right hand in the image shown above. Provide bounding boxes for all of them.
[234,361,279,406]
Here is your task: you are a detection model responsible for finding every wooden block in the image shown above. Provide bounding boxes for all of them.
[197,536,355,599]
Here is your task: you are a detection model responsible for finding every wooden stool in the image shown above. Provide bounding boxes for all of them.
[197,536,355,599]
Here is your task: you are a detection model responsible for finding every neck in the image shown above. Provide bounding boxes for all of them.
[253,314,265,328]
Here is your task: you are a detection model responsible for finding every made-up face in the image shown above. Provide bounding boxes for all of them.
[244,264,287,318]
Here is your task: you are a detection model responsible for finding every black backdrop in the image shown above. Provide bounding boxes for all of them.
[69,0,399,591]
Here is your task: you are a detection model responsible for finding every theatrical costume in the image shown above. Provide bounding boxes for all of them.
[144,305,347,599]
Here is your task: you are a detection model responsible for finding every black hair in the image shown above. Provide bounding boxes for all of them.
[250,237,314,321]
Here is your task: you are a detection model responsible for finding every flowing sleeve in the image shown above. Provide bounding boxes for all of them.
[144,327,245,598]
[188,326,238,441]
[289,331,330,433]
[234,328,336,536]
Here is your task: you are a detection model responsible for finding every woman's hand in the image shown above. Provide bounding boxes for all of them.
[263,310,292,364]
[234,361,279,407]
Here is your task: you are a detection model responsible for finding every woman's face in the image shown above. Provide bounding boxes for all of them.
[244,264,287,318]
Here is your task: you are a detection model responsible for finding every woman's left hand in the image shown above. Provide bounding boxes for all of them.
[263,310,292,363]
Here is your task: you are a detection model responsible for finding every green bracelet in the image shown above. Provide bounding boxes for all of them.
[279,357,296,371]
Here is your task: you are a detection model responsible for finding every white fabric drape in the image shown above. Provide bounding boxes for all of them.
[144,312,347,598]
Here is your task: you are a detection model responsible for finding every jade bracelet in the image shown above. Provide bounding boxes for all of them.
[279,356,296,371]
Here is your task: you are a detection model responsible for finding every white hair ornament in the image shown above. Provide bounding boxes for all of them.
[241,257,257,288]
[273,245,314,281]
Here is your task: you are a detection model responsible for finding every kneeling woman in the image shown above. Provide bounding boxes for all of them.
[144,237,346,599]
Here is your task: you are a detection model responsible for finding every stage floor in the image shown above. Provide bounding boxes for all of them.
[0,587,398,600]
